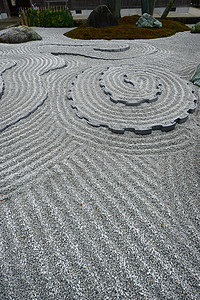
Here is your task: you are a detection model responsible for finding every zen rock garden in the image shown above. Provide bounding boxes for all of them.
[0,3,199,300]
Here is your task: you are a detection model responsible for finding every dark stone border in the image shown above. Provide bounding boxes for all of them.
[67,67,198,135]
[70,104,197,135]
[93,44,130,52]
[99,67,162,106]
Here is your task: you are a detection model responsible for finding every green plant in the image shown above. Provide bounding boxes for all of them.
[19,8,74,28]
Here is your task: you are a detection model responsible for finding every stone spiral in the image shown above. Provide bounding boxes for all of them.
[68,64,197,134]
[100,67,162,106]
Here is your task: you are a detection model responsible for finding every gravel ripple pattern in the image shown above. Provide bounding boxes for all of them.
[0,28,199,300]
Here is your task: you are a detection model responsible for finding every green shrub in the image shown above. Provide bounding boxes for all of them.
[20,8,74,28]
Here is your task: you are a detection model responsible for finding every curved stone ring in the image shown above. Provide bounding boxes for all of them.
[68,64,197,135]
[99,67,162,106]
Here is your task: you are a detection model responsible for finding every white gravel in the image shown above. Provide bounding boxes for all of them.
[0,27,200,299]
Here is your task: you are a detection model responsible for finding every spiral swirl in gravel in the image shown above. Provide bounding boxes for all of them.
[100,67,162,106]
[68,64,197,134]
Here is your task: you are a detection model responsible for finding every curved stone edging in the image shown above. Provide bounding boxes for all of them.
[99,67,162,106]
[38,42,168,61]
[93,44,130,52]
[68,65,198,135]
[70,103,197,135]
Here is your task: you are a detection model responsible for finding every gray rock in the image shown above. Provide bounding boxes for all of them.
[191,22,200,33]
[136,13,162,29]
[191,64,200,87]
[0,26,42,44]
[84,5,118,28]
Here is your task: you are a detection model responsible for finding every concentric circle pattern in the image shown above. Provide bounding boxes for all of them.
[68,64,197,134]
[100,66,162,106]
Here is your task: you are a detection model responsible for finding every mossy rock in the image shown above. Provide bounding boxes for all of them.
[191,64,200,87]
[0,26,42,44]
[136,13,162,29]
[191,22,200,33]
[64,15,190,40]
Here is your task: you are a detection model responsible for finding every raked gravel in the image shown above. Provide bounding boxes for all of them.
[0,27,200,299]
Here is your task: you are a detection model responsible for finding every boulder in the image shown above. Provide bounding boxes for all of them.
[136,13,162,29]
[84,5,118,28]
[191,64,200,87]
[0,26,42,44]
[191,22,200,33]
